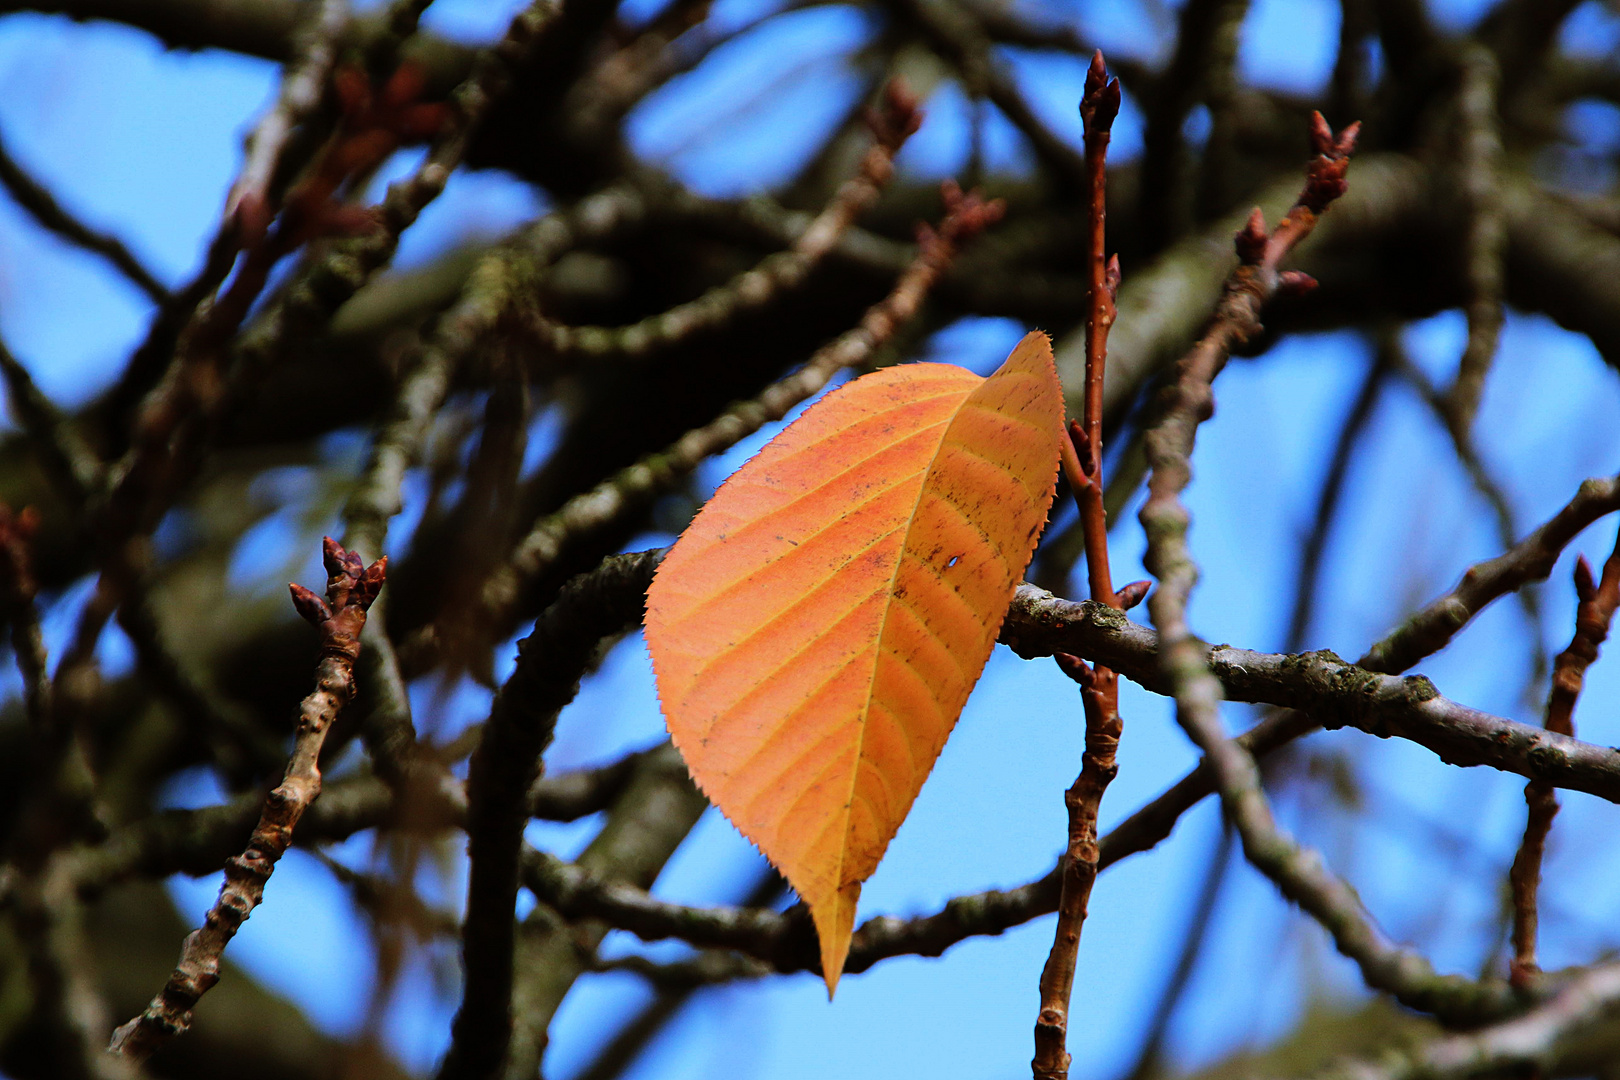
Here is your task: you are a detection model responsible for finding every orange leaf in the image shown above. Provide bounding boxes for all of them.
[644,331,1063,994]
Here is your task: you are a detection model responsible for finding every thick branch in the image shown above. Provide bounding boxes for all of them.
[438,549,664,1080]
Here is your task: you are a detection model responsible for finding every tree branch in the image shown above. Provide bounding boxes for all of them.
[438,549,665,1080]
[107,539,384,1063]
[1509,525,1620,984]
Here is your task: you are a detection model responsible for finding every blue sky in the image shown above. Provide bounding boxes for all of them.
[3,0,1620,1077]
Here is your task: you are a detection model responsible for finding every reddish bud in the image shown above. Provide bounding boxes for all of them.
[1055,652,1095,687]
[1335,121,1361,158]
[1278,270,1318,297]
[1115,579,1151,610]
[1308,111,1334,156]
[1300,116,1359,213]
[1235,208,1268,264]
[1574,554,1596,602]
[1068,419,1095,475]
[1080,51,1121,136]
[1105,253,1121,299]
[358,556,388,607]
[289,583,332,626]
[1085,50,1107,96]
[322,537,365,585]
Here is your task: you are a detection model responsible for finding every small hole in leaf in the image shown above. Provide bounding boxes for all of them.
[946,555,960,568]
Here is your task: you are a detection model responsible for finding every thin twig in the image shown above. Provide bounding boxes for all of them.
[1358,473,1620,677]
[503,747,710,1080]
[0,126,171,305]
[1283,342,1389,651]
[11,856,133,1080]
[571,866,787,1080]
[526,82,921,365]
[1393,340,1548,688]
[1123,823,1234,1080]
[1138,0,1251,251]
[0,336,102,500]
[1033,52,1125,1080]
[225,0,350,237]
[1003,585,1620,811]
[445,182,1006,668]
[1509,526,1620,984]
[107,539,384,1063]
[892,0,1088,189]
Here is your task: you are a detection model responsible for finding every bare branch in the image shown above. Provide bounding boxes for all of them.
[0,128,169,305]
[107,539,384,1063]
[439,549,665,1080]
[1510,527,1620,983]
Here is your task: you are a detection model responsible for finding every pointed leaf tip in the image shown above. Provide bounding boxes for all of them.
[646,332,1064,992]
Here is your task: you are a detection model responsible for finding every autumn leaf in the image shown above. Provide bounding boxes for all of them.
[644,331,1064,994]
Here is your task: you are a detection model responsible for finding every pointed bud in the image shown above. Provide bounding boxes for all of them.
[1105,253,1121,299]
[1115,579,1151,610]
[289,583,332,626]
[1085,50,1107,97]
[1278,270,1318,297]
[321,536,347,579]
[1574,554,1596,602]
[1308,111,1334,156]
[1068,419,1097,476]
[357,556,389,608]
[1334,121,1361,159]
[1079,52,1120,135]
[1235,208,1268,264]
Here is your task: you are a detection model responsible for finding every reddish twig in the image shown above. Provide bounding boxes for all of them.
[107,539,384,1064]
[1509,528,1620,985]
[1034,51,1132,1080]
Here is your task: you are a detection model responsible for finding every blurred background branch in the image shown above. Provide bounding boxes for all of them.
[0,0,1618,1077]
